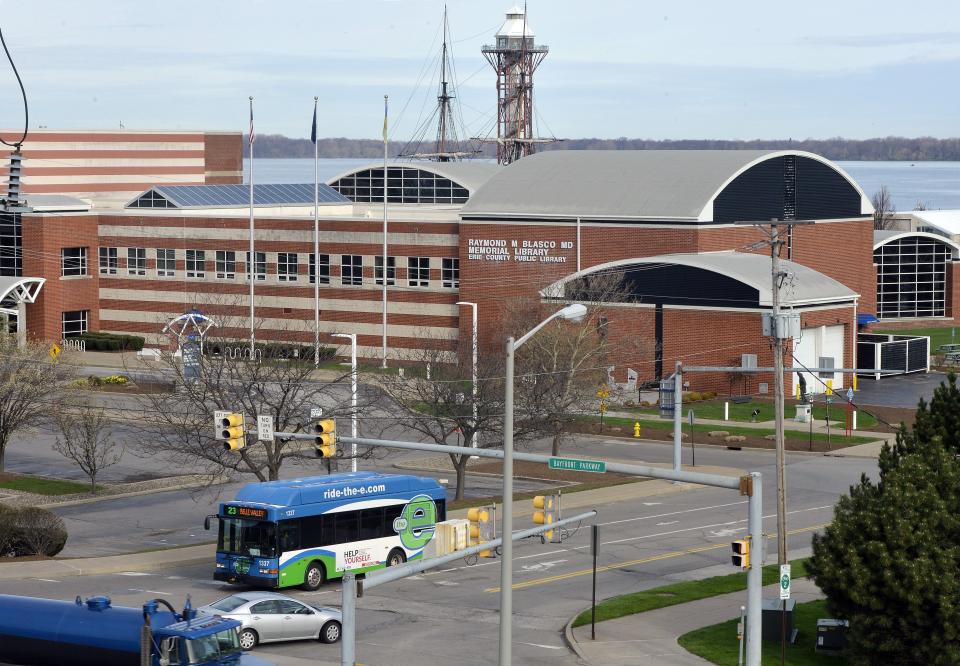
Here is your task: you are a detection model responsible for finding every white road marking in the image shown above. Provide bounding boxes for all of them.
[129,588,172,596]
[709,528,740,538]
[656,521,679,526]
[519,642,565,650]
[641,502,662,506]
[33,578,60,583]
[434,580,459,586]
[117,572,154,577]
[520,559,568,573]
[599,500,747,527]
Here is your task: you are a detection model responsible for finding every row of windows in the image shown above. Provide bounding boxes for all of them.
[95,247,460,288]
[874,238,951,319]
[277,500,446,551]
[330,168,470,204]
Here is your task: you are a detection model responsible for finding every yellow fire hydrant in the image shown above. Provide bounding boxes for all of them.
[633,421,641,438]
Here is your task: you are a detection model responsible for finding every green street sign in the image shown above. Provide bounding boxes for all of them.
[548,457,606,473]
[779,563,791,600]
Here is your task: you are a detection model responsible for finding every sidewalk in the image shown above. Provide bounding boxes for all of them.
[566,578,823,665]
[606,409,895,445]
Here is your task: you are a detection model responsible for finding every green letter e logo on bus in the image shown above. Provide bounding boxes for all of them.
[393,494,437,551]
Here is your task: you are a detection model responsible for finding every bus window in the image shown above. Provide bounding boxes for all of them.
[334,513,359,544]
[279,520,300,551]
[384,503,403,530]
[359,508,384,540]
[218,518,277,558]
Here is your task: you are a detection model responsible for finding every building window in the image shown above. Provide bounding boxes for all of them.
[186,249,205,278]
[127,247,146,276]
[442,257,459,288]
[61,310,88,338]
[216,250,236,280]
[278,253,299,282]
[61,247,87,277]
[309,254,330,285]
[408,256,430,287]
[875,236,952,319]
[99,247,117,275]
[156,248,175,277]
[341,255,362,286]
[375,256,395,286]
[245,251,266,281]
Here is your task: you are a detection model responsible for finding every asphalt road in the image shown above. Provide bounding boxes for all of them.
[854,370,950,408]
[0,435,877,665]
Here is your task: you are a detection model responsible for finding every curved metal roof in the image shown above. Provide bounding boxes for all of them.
[873,230,960,257]
[462,150,873,222]
[540,251,858,307]
[327,161,501,195]
[0,277,44,311]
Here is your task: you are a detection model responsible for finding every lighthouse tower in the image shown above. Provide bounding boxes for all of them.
[482,6,549,165]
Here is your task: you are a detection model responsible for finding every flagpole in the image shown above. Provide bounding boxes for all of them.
[381,94,388,369]
[248,96,256,356]
[312,97,320,367]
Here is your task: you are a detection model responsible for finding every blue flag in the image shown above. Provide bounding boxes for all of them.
[310,102,317,145]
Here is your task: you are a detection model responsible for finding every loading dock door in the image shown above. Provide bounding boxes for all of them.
[792,325,845,395]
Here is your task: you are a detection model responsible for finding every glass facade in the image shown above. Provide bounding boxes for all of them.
[875,236,954,319]
[330,167,469,204]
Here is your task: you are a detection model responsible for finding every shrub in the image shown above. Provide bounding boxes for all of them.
[687,391,702,402]
[102,375,129,385]
[78,332,145,352]
[8,507,67,557]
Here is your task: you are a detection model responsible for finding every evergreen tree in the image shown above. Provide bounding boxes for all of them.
[808,374,960,665]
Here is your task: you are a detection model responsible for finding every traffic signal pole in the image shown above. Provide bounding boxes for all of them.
[339,510,599,666]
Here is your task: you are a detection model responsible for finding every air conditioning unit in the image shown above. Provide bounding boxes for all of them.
[424,519,469,558]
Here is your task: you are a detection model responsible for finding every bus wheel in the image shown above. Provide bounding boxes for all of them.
[386,549,406,567]
[302,562,326,591]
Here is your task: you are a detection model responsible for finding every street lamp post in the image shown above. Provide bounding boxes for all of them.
[455,301,478,431]
[500,302,587,666]
[332,333,358,472]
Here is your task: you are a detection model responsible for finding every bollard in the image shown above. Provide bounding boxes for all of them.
[724,401,729,421]
[852,410,857,431]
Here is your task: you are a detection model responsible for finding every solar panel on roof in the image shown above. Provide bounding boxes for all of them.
[129,183,350,209]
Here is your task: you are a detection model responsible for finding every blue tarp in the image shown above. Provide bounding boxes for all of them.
[857,313,879,325]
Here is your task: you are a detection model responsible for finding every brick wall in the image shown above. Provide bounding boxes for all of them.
[23,214,100,342]
[203,133,243,184]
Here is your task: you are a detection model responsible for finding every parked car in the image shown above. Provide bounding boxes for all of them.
[198,592,342,650]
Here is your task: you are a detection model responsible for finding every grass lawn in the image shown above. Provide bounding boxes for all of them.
[874,326,956,352]
[584,415,876,446]
[678,599,847,665]
[0,475,100,495]
[619,400,877,429]
[572,559,809,627]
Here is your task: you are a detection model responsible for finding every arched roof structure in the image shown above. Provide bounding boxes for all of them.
[540,252,857,309]
[0,277,44,315]
[327,162,501,205]
[462,150,873,223]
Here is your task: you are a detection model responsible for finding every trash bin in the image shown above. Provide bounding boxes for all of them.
[815,618,849,655]
[762,598,797,644]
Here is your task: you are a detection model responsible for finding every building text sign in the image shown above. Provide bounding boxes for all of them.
[467,238,573,264]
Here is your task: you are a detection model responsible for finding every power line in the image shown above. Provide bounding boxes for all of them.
[0,24,28,148]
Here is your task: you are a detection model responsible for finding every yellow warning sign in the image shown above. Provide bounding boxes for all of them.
[48,343,61,361]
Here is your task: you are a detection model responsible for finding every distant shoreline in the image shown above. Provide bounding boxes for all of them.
[249,134,960,161]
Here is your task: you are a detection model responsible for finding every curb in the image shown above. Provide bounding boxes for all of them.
[0,543,215,581]
[563,607,594,666]
[0,475,216,509]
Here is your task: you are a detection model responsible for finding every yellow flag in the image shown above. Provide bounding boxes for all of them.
[382,95,388,142]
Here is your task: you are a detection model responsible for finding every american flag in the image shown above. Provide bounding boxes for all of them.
[248,101,255,146]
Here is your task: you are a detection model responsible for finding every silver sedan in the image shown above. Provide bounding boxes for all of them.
[197,591,342,650]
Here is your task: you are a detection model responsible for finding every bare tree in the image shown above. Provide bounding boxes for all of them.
[914,200,928,211]
[872,185,898,230]
[513,271,645,456]
[53,398,123,493]
[132,317,375,483]
[378,343,506,501]
[0,336,75,471]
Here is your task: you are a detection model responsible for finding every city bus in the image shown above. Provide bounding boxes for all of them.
[208,472,446,590]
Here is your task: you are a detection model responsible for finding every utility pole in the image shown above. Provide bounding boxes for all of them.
[770,223,788,566]
[736,217,812,567]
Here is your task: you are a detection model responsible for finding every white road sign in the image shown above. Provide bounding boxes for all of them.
[257,415,275,442]
[779,564,791,600]
[310,407,324,419]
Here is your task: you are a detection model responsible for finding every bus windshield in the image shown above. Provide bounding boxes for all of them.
[218,517,276,558]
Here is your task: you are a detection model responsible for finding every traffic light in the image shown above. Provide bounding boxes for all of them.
[731,539,751,569]
[533,494,559,542]
[314,418,337,458]
[467,504,495,557]
[218,412,246,451]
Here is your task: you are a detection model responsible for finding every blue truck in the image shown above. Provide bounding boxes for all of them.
[0,594,274,666]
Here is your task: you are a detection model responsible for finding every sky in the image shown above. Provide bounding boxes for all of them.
[1,0,960,141]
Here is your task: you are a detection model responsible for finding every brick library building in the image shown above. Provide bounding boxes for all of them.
[2,129,954,392]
